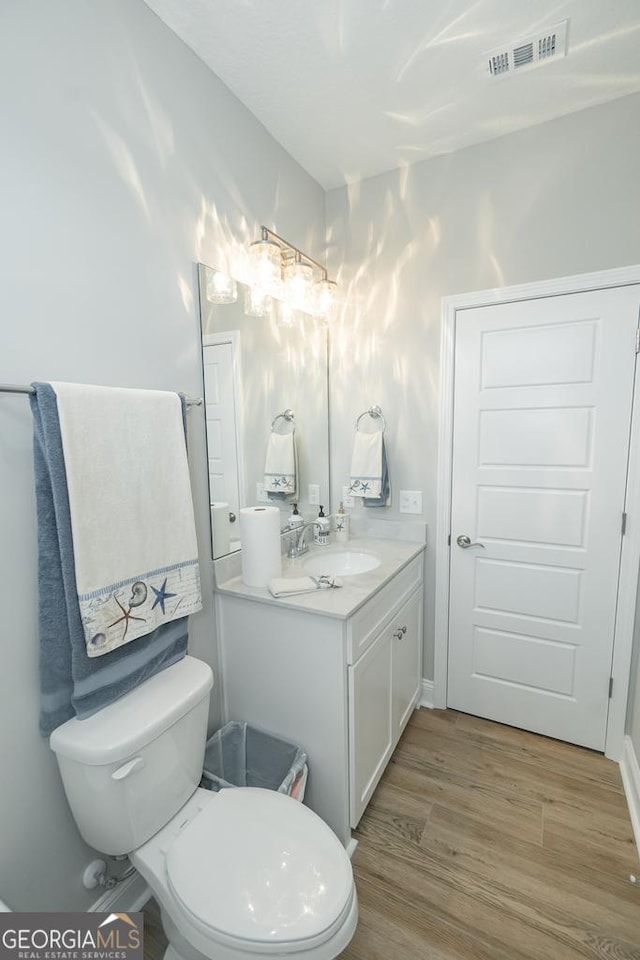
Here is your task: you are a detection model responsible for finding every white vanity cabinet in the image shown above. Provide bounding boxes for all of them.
[348,584,423,825]
[215,546,424,848]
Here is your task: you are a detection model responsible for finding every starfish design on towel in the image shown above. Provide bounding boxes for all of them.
[151,577,177,614]
[349,479,371,494]
[108,595,147,641]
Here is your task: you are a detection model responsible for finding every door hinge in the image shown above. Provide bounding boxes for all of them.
[636,327,640,354]
[447,533,451,547]
[622,512,628,535]
[609,676,614,699]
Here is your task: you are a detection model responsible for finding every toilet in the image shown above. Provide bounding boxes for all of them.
[49,656,357,960]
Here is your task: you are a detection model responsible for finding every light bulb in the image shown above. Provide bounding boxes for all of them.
[249,236,282,295]
[314,278,338,317]
[284,256,313,312]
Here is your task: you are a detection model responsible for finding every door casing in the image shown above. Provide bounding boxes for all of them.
[434,265,640,760]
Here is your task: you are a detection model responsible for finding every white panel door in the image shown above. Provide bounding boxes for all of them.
[448,286,640,750]
[202,340,241,548]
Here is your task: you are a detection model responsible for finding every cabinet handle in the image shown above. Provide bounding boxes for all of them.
[393,625,407,640]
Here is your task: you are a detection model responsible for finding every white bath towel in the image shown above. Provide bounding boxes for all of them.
[51,382,202,657]
[264,430,298,497]
[349,430,384,499]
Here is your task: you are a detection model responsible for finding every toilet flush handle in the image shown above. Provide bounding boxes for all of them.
[112,757,145,780]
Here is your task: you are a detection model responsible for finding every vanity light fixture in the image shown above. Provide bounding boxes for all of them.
[206,270,238,304]
[249,225,337,318]
[284,252,314,312]
[243,284,273,318]
[275,299,302,327]
[248,227,282,296]
[314,277,338,317]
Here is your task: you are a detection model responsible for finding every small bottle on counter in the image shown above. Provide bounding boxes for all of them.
[335,501,350,542]
[289,502,304,529]
[314,505,330,545]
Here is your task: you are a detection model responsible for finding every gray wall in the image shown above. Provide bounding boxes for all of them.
[325,93,640,705]
[0,0,324,910]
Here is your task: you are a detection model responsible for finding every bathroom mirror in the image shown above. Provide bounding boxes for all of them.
[197,262,331,559]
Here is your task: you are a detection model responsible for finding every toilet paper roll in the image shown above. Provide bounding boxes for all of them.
[240,505,282,587]
[211,503,231,558]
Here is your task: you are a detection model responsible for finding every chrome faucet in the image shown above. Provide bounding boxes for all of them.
[288,521,320,559]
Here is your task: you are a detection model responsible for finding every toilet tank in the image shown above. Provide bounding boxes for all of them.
[50,657,214,855]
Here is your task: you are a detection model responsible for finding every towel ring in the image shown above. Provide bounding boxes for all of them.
[356,405,386,433]
[271,408,295,432]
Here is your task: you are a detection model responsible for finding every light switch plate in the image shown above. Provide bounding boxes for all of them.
[308,483,320,505]
[399,489,422,514]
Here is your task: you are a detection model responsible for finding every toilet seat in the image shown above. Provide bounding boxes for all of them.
[164,788,354,953]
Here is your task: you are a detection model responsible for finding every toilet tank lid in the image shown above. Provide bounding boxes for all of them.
[50,657,214,765]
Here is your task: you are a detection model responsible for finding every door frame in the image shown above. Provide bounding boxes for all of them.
[202,330,246,513]
[434,265,640,760]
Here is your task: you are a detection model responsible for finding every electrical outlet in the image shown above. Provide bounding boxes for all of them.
[308,483,320,505]
[342,486,355,508]
[399,489,422,514]
[256,482,268,503]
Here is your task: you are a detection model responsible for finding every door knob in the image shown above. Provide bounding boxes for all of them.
[456,534,485,549]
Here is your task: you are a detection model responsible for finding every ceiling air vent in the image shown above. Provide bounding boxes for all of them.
[487,19,568,78]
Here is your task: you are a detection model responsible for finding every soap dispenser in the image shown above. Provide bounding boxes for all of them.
[289,503,304,529]
[335,501,350,543]
[314,505,330,545]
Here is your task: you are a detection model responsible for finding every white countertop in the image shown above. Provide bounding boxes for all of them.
[214,537,425,620]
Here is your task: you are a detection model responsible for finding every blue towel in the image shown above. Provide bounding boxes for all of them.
[30,383,188,735]
[363,437,391,507]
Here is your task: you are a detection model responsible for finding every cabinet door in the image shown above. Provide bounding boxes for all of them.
[349,631,393,827]
[392,588,423,737]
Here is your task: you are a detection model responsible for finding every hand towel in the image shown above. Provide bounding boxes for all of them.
[264,430,298,499]
[268,576,320,597]
[364,436,391,507]
[30,382,201,735]
[349,431,384,499]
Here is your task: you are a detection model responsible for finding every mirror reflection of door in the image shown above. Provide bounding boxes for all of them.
[202,333,243,558]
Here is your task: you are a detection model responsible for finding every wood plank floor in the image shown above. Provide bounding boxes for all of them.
[143,709,640,960]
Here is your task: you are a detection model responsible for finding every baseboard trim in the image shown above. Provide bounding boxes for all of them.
[89,870,151,914]
[620,735,640,861]
[419,679,434,709]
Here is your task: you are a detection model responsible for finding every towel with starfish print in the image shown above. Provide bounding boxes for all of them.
[39,381,202,659]
[31,383,196,734]
[264,429,298,499]
[348,430,385,500]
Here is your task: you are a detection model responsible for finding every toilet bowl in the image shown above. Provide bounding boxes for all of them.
[132,787,357,960]
[50,657,357,960]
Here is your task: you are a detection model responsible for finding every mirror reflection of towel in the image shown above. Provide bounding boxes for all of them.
[264,430,298,499]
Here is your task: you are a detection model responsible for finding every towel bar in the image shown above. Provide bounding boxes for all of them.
[271,408,296,430]
[356,404,386,432]
[0,382,203,407]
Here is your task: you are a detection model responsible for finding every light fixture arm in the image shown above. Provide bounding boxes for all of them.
[258,225,334,284]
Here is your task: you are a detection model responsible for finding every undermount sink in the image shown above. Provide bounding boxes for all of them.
[304,549,381,577]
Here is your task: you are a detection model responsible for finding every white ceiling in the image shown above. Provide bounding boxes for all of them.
[143,0,640,190]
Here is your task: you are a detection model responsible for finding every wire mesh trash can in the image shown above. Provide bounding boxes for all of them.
[201,721,308,801]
